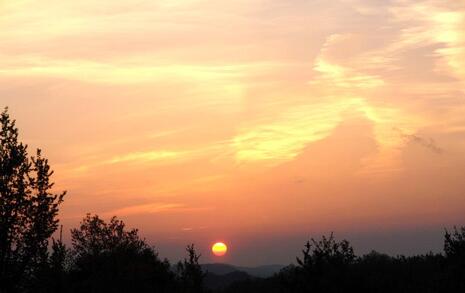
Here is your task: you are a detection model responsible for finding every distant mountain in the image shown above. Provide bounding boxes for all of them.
[236,264,286,278]
[204,271,251,290]
[202,263,238,275]
[201,263,285,278]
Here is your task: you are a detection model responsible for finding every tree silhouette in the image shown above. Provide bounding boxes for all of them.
[30,226,70,293]
[297,232,355,269]
[0,108,65,292]
[45,225,69,292]
[70,214,148,261]
[176,244,206,293]
[50,226,68,274]
[294,233,355,292]
[69,214,174,292]
[445,226,465,260]
[219,230,465,293]
[444,226,465,290]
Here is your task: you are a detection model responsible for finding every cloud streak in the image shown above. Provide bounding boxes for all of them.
[103,203,213,217]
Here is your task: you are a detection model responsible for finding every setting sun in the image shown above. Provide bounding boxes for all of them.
[212,242,228,257]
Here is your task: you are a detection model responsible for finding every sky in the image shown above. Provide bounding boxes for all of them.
[1,0,465,266]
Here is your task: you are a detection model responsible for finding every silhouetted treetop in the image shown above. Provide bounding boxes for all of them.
[0,108,65,292]
[71,214,148,258]
[297,232,355,269]
[445,226,465,260]
[69,214,175,293]
[176,244,206,293]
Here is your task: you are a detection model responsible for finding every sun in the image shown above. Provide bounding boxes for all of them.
[211,242,228,257]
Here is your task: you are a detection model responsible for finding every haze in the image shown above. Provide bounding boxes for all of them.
[1,0,464,266]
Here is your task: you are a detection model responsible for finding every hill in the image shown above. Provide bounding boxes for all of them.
[201,263,285,278]
[204,271,252,290]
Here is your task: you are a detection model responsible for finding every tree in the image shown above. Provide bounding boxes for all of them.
[30,226,70,293]
[295,233,355,292]
[0,108,65,292]
[176,244,206,293]
[69,214,174,292]
[297,232,355,270]
[45,225,70,292]
[444,226,465,290]
[70,214,148,262]
[444,226,465,261]
[49,226,69,274]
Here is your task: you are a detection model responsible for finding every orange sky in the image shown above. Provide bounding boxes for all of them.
[1,0,465,265]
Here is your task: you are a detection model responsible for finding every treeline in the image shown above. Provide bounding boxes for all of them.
[34,214,205,293]
[220,230,465,292]
[1,107,464,293]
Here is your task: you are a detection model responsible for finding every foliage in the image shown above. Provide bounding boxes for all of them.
[50,227,69,274]
[444,226,465,289]
[68,214,175,293]
[220,231,465,293]
[296,232,355,269]
[176,244,206,293]
[0,108,65,292]
[444,226,465,260]
[70,214,148,261]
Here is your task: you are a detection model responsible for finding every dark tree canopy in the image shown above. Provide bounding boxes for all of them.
[71,214,149,259]
[220,231,465,293]
[176,244,206,293]
[296,232,355,269]
[445,226,465,260]
[68,214,175,293]
[0,108,65,292]
[292,233,356,292]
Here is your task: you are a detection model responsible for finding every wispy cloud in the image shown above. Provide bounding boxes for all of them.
[394,128,444,154]
[106,150,187,164]
[104,203,213,217]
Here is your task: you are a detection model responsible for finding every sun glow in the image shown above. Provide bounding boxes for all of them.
[211,242,228,257]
